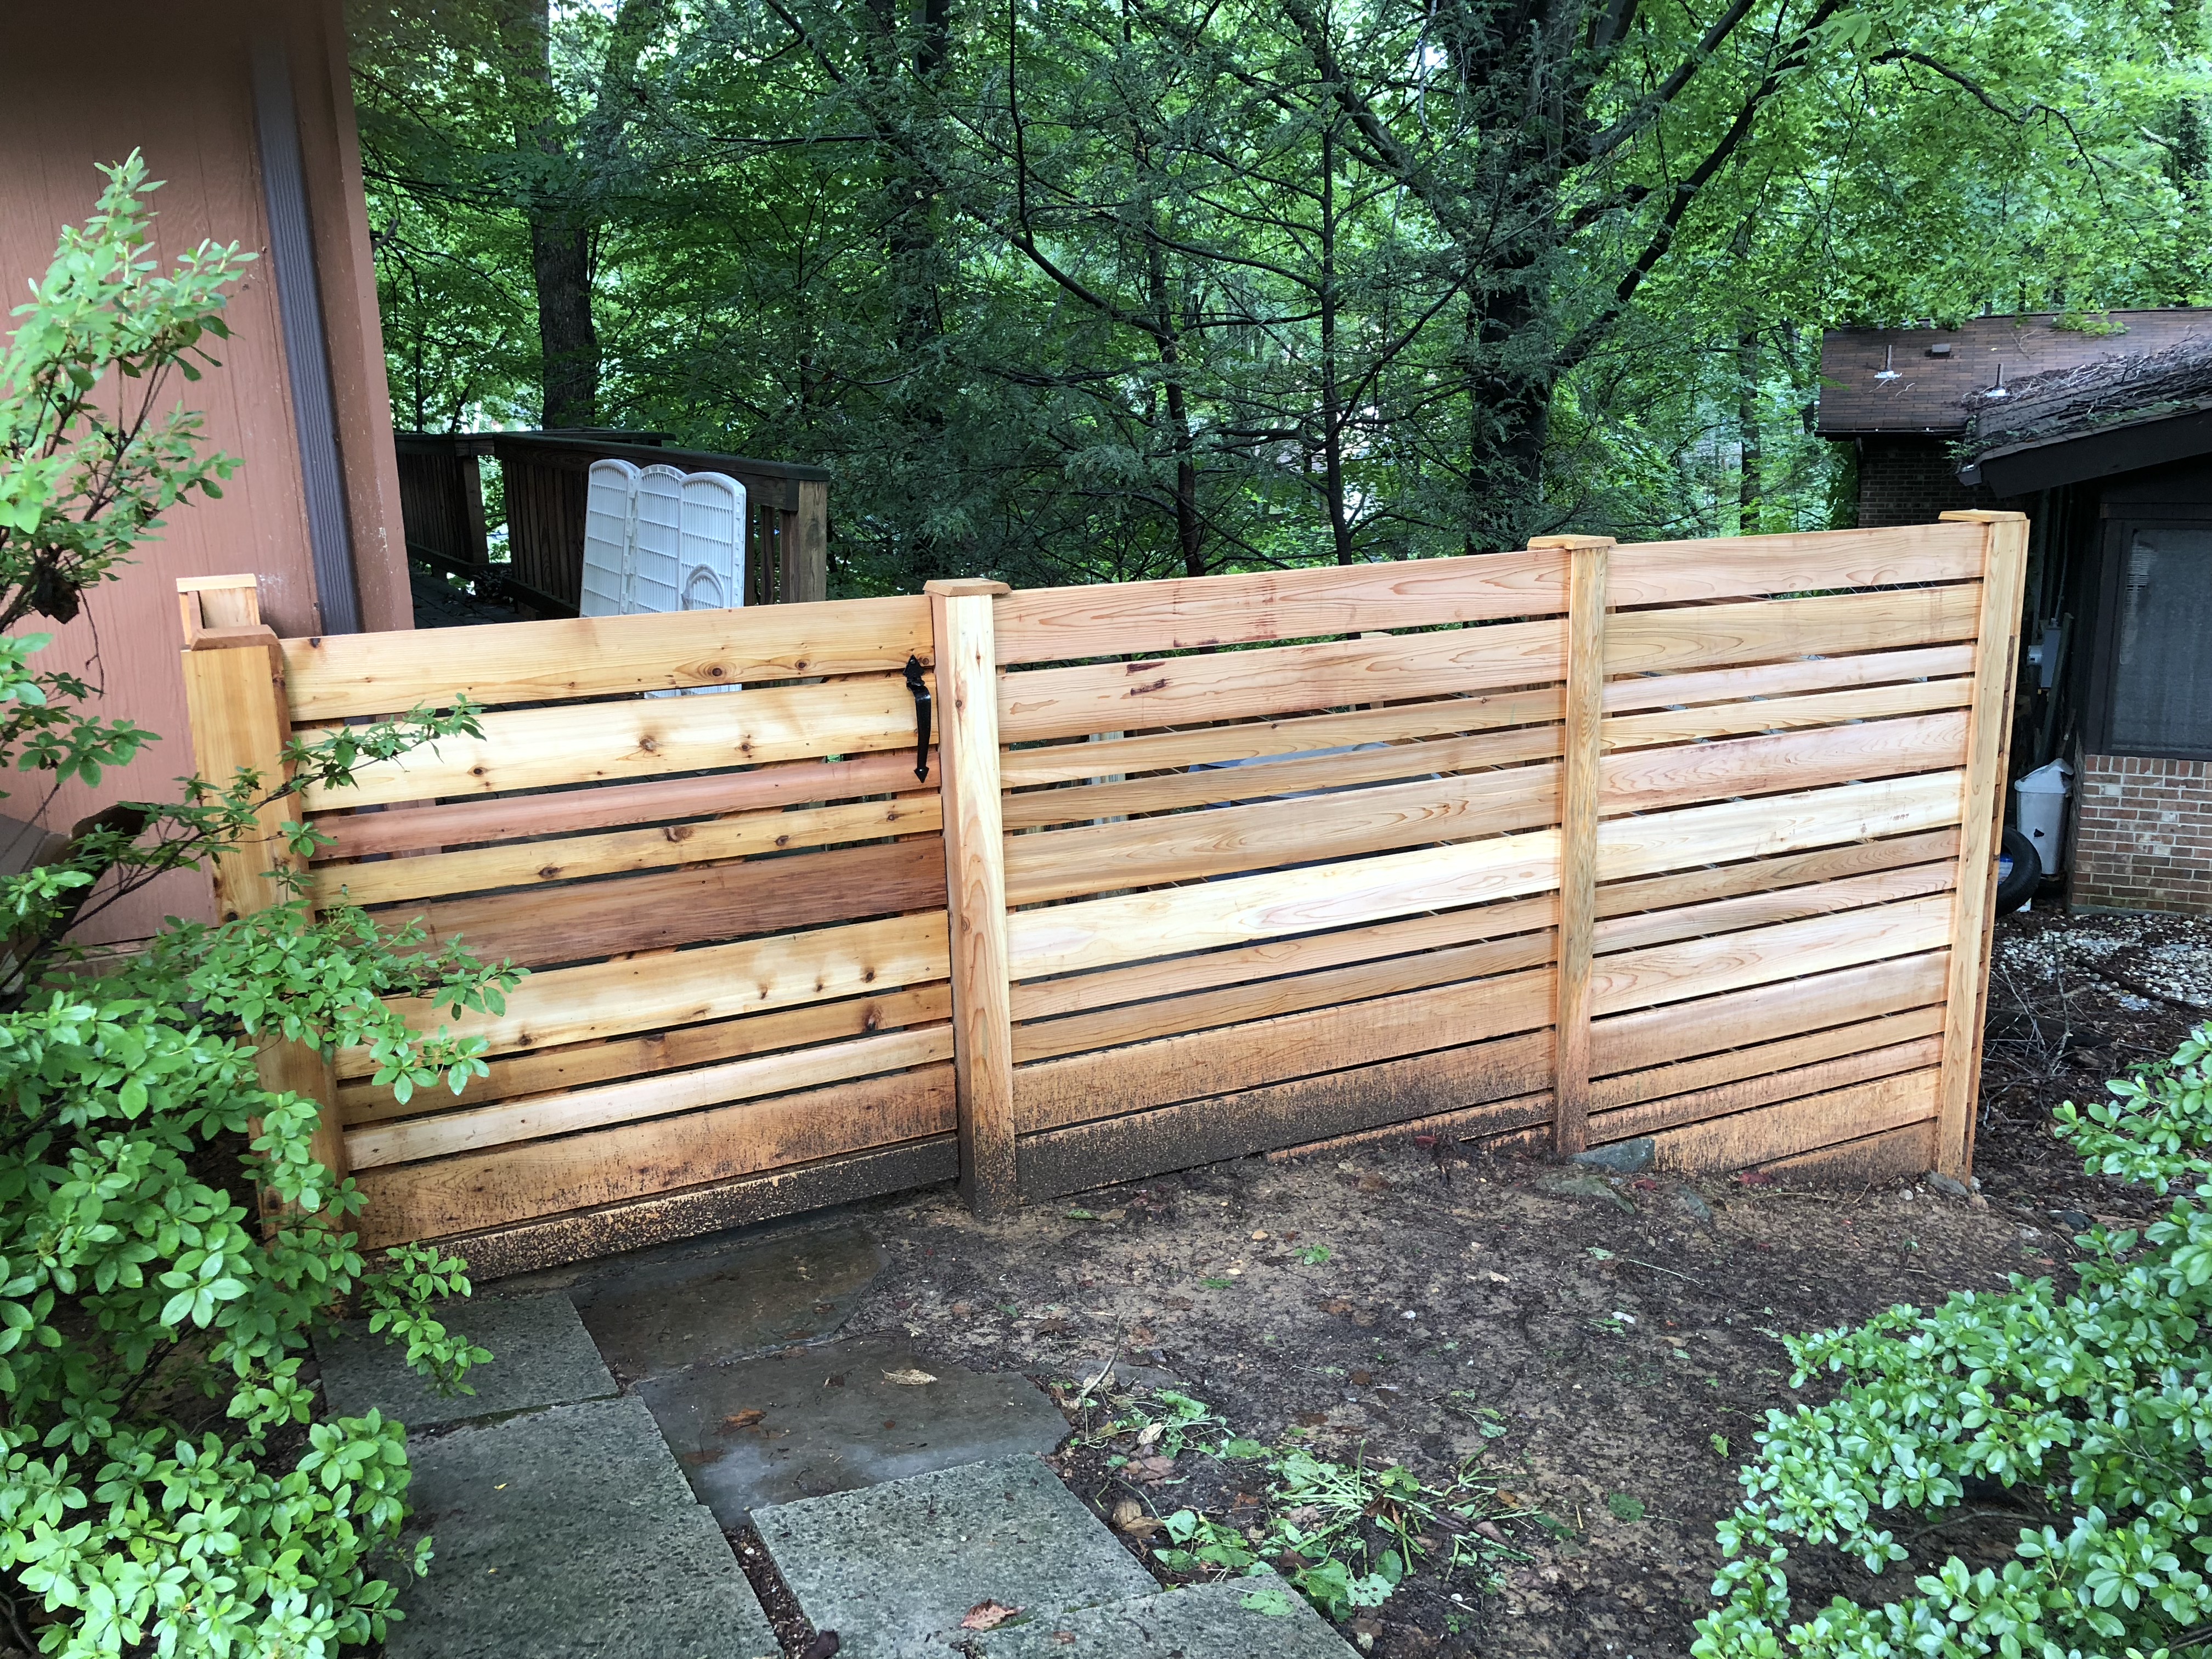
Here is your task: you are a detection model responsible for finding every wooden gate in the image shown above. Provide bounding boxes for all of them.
[177,512,2024,1272]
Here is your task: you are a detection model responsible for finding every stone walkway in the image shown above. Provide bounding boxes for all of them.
[316,1219,1354,1658]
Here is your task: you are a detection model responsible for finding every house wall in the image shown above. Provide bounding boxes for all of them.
[0,0,410,940]
[2071,755,2212,917]
[1854,435,1999,527]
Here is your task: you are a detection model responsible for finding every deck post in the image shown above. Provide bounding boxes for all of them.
[177,575,349,1184]
[925,578,1017,1215]
[787,479,830,604]
[1532,535,1616,1158]
[1935,510,2029,1178]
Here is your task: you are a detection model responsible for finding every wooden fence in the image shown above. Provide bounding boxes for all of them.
[176,512,2025,1273]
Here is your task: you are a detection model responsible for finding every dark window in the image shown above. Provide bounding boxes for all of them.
[2108,524,2212,755]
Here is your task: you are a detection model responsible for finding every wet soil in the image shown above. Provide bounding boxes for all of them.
[825,904,2212,1659]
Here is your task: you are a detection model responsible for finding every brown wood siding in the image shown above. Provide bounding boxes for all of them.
[0,0,408,942]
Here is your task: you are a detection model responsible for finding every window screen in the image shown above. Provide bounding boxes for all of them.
[2111,524,2212,754]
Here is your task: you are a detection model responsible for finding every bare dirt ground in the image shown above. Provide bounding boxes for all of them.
[834,904,2212,1659]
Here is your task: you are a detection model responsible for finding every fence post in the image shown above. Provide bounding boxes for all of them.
[1531,534,1616,1158]
[177,575,348,1185]
[786,479,830,605]
[924,578,1017,1216]
[1934,510,2029,1178]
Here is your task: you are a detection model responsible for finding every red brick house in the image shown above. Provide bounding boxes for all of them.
[1820,311,2212,916]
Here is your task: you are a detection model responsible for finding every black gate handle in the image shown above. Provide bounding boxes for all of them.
[903,655,932,782]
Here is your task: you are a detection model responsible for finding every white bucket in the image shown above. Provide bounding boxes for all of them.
[2015,759,2073,874]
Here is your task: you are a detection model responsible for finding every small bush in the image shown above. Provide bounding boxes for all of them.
[0,156,518,1657]
[1697,1024,2212,1659]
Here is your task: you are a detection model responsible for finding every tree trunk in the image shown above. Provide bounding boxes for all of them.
[1738,326,1762,536]
[1319,121,1355,566]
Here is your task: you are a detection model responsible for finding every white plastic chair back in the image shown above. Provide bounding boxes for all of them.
[679,471,745,611]
[579,458,640,619]
[630,465,687,614]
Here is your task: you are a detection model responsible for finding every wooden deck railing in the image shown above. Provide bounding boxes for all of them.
[177,512,2025,1273]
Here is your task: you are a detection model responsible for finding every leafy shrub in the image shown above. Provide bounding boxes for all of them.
[0,156,517,1656]
[1697,1024,2212,1659]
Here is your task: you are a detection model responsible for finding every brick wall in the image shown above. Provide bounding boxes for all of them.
[1853,435,1997,528]
[2071,754,2212,916]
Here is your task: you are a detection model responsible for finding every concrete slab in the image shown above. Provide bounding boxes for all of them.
[571,1223,882,1383]
[391,1395,778,1659]
[964,1582,1358,1658]
[316,1293,615,1429]
[754,1454,1155,1658]
[640,1331,1070,1527]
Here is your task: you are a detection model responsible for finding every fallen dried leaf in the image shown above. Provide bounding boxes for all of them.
[1110,1497,1144,1529]
[1130,1454,1177,1481]
[721,1408,766,1431]
[1135,1421,1164,1447]
[1474,1520,1510,1545]
[882,1368,938,1386]
[961,1601,1022,1631]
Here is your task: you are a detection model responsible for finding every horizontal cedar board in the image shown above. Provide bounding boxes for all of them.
[1598,712,1965,817]
[351,1064,955,1247]
[317,792,943,909]
[345,908,951,1069]
[1015,1035,1554,1199]
[1594,770,1964,884]
[1000,723,1562,831]
[1590,1005,1946,1118]
[1013,929,1554,1063]
[1015,968,1552,1132]
[1591,860,1956,957]
[1601,675,1970,750]
[300,674,925,809]
[1593,828,1959,922]
[341,983,953,1121]
[1605,524,1982,604]
[284,594,934,720]
[996,586,1978,746]
[1006,827,1562,980]
[998,686,1566,789]
[1754,1120,1936,1183]
[1590,893,1954,1018]
[1590,1031,1943,1143]
[988,525,1981,667]
[312,749,934,861]
[1650,1068,1939,1172]
[348,1025,952,1169]
[377,836,945,969]
[1004,765,1557,906]
[1011,893,1556,1023]
[1598,644,1973,719]
[991,551,1567,664]
[1588,949,1949,1080]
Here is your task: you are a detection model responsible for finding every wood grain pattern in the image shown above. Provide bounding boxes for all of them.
[1602,676,1971,751]
[371,836,946,969]
[1593,828,1959,922]
[1592,860,1956,957]
[351,1064,956,1246]
[1650,1068,1939,1172]
[991,550,1567,665]
[1000,723,1562,830]
[179,634,297,923]
[1006,827,1563,981]
[929,583,1018,1214]
[999,687,1566,789]
[1013,929,1554,1063]
[1594,771,1966,885]
[1598,644,1974,719]
[1590,1004,1949,1116]
[1937,511,2029,1176]
[283,593,933,720]
[1003,764,1559,906]
[1549,536,1611,1156]
[314,793,942,908]
[1600,585,1981,678]
[1588,949,1950,1079]
[312,749,935,860]
[1590,893,1953,1018]
[1590,1032,1943,1143]
[348,1025,950,1169]
[1014,1036,1554,1200]
[1015,969,1553,1132]
[1598,712,1967,817]
[1606,523,1983,604]
[1011,893,1556,1023]
[297,673,924,809]
[342,909,951,1069]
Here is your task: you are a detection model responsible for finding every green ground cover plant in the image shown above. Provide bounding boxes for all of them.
[0,157,516,1657]
[1699,1024,2212,1658]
